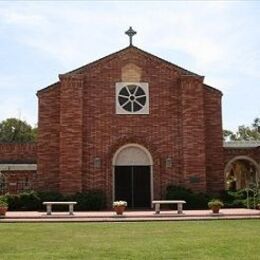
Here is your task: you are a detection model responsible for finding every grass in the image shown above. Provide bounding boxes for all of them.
[0,220,259,259]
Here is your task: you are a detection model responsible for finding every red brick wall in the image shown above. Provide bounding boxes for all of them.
[37,84,60,191]
[0,171,37,194]
[59,75,84,193]
[79,48,201,202]
[0,143,36,163]
[204,88,224,193]
[0,143,37,194]
[37,47,225,204]
[181,76,207,192]
[224,147,260,166]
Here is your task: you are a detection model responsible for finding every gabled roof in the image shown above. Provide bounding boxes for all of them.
[38,45,218,94]
[64,45,202,77]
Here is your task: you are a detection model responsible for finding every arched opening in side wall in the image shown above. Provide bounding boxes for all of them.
[224,156,259,191]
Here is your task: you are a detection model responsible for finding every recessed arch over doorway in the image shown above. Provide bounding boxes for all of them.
[112,144,153,208]
[224,156,260,190]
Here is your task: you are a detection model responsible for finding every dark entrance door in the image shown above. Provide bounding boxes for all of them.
[114,166,151,208]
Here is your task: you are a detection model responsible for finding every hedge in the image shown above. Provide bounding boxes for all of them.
[165,185,211,210]
[0,190,106,211]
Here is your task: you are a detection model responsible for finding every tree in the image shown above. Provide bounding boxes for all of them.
[0,118,37,143]
[223,117,260,141]
[223,129,236,141]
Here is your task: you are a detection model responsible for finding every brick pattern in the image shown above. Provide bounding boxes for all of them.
[224,147,260,166]
[204,88,224,193]
[181,76,207,192]
[0,144,37,194]
[34,46,258,206]
[0,171,37,194]
[0,143,36,163]
[59,75,84,193]
[37,85,60,191]
[80,49,184,203]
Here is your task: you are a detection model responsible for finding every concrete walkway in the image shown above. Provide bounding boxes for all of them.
[0,208,259,223]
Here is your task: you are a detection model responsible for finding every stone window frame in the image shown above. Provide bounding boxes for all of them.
[115,82,149,115]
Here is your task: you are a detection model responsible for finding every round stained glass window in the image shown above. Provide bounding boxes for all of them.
[118,84,147,112]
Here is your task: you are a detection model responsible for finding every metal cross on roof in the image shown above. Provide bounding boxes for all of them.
[125,26,137,46]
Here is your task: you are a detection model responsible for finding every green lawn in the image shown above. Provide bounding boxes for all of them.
[0,220,259,259]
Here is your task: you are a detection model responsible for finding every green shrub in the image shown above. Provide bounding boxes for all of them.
[0,195,8,204]
[219,188,260,209]
[73,191,106,211]
[0,199,8,208]
[165,185,211,209]
[3,192,41,210]
[19,191,41,210]
[221,189,248,208]
[3,194,22,210]
[37,191,106,211]
[37,191,65,210]
[0,190,106,211]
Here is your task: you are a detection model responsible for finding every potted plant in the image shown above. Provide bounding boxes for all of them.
[113,201,127,215]
[0,199,8,216]
[208,199,224,214]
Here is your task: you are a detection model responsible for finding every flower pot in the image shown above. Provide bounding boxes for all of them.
[212,206,220,214]
[0,207,8,216]
[114,205,126,215]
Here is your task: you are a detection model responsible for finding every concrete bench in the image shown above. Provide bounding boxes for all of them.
[152,200,186,214]
[43,201,77,215]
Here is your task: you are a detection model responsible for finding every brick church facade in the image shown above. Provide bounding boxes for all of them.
[0,41,259,208]
[37,45,224,204]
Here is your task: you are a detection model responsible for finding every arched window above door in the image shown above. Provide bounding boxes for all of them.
[113,144,153,166]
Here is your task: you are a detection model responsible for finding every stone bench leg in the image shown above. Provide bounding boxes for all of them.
[155,203,160,214]
[69,204,74,215]
[177,203,183,214]
[47,204,52,215]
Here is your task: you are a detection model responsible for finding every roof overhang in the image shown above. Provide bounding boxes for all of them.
[224,141,260,148]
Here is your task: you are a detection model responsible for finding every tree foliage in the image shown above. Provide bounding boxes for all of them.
[224,117,260,141]
[0,118,37,143]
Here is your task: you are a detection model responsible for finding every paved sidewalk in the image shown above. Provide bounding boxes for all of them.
[0,208,259,223]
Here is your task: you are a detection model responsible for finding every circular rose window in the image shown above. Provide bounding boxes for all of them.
[118,84,147,112]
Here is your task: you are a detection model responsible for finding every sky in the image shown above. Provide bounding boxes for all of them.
[0,1,259,131]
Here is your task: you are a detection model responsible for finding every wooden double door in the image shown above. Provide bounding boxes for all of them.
[114,166,151,208]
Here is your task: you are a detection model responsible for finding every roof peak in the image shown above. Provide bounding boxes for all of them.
[63,45,202,78]
[38,45,219,95]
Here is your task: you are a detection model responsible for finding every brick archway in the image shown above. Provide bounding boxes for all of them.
[112,143,154,208]
[112,143,153,166]
[224,156,260,190]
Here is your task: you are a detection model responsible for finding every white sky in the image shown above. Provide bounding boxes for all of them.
[0,1,259,130]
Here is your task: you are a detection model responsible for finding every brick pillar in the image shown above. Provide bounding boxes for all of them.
[204,89,224,193]
[181,76,207,192]
[59,74,84,194]
[37,87,60,191]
